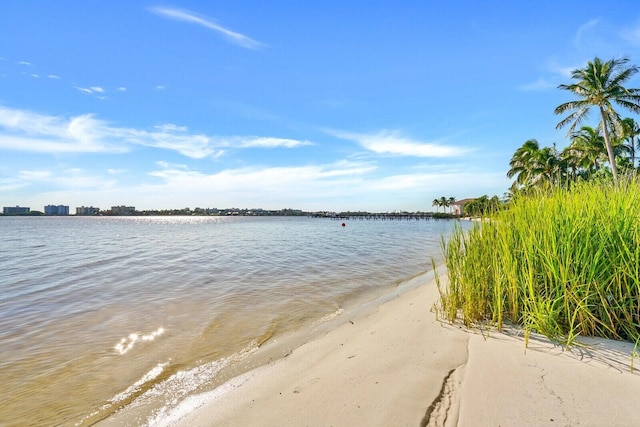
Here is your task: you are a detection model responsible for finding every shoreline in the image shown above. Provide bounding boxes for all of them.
[164,271,639,426]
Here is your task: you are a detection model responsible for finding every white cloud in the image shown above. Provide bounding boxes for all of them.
[151,7,265,49]
[237,137,312,148]
[76,86,106,97]
[0,177,26,192]
[155,85,166,91]
[0,109,126,154]
[0,106,312,158]
[328,129,466,158]
[48,74,61,79]
[17,167,117,190]
[155,124,188,132]
[18,170,52,180]
[18,61,33,66]
[145,161,378,206]
[122,161,504,211]
[4,155,508,212]
[117,87,127,92]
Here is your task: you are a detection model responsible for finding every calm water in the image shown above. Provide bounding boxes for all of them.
[0,216,466,426]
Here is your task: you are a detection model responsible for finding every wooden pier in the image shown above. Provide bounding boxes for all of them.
[311,212,449,221]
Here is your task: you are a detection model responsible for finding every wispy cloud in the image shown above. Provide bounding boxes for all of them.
[76,86,106,96]
[134,161,505,211]
[519,77,556,91]
[0,177,27,192]
[236,137,312,148]
[574,19,599,48]
[327,129,467,158]
[0,106,312,158]
[17,167,117,190]
[151,7,265,49]
[145,160,378,208]
[48,74,61,79]
[620,20,640,45]
[18,61,33,66]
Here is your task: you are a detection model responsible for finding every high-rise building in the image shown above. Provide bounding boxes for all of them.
[76,206,100,216]
[44,205,70,215]
[3,206,31,215]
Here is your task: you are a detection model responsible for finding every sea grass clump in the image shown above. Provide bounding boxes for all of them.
[438,178,640,347]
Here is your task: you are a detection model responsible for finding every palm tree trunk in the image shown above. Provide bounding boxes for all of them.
[600,107,619,181]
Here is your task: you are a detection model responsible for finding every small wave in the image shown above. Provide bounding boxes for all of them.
[114,327,165,355]
[110,362,169,404]
[74,362,169,426]
[139,344,259,426]
[146,371,255,427]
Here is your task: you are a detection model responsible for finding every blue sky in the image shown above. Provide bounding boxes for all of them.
[2,1,640,212]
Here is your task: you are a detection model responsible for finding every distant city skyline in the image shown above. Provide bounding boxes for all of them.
[2,2,640,211]
[1,203,446,215]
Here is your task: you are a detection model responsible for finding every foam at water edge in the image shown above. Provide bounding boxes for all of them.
[144,370,257,427]
[314,307,344,326]
[130,343,260,425]
[74,361,169,426]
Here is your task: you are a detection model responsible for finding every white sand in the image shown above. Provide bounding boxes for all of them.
[172,273,639,426]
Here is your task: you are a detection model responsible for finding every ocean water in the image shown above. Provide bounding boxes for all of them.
[0,215,466,426]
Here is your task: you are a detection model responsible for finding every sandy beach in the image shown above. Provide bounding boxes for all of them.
[170,273,639,426]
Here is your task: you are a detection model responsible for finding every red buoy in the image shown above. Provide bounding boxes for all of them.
[341,222,346,227]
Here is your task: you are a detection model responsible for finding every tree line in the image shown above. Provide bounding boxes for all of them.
[508,57,640,193]
[432,196,456,213]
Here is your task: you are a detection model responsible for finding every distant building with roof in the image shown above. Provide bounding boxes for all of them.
[3,206,31,215]
[44,205,69,216]
[450,198,475,216]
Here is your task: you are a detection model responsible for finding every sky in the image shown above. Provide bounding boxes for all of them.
[2,1,640,212]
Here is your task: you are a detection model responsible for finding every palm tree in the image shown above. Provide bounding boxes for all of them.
[507,139,542,190]
[537,145,564,185]
[568,126,607,175]
[432,198,441,213]
[508,140,565,191]
[621,117,640,169]
[439,196,449,213]
[448,196,456,214]
[555,57,640,181]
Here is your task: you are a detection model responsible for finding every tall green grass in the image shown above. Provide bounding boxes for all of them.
[437,178,640,347]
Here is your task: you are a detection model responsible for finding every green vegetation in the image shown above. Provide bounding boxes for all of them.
[432,196,456,213]
[509,57,640,194]
[462,195,502,217]
[438,56,640,348]
[437,179,640,346]
[555,57,640,182]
